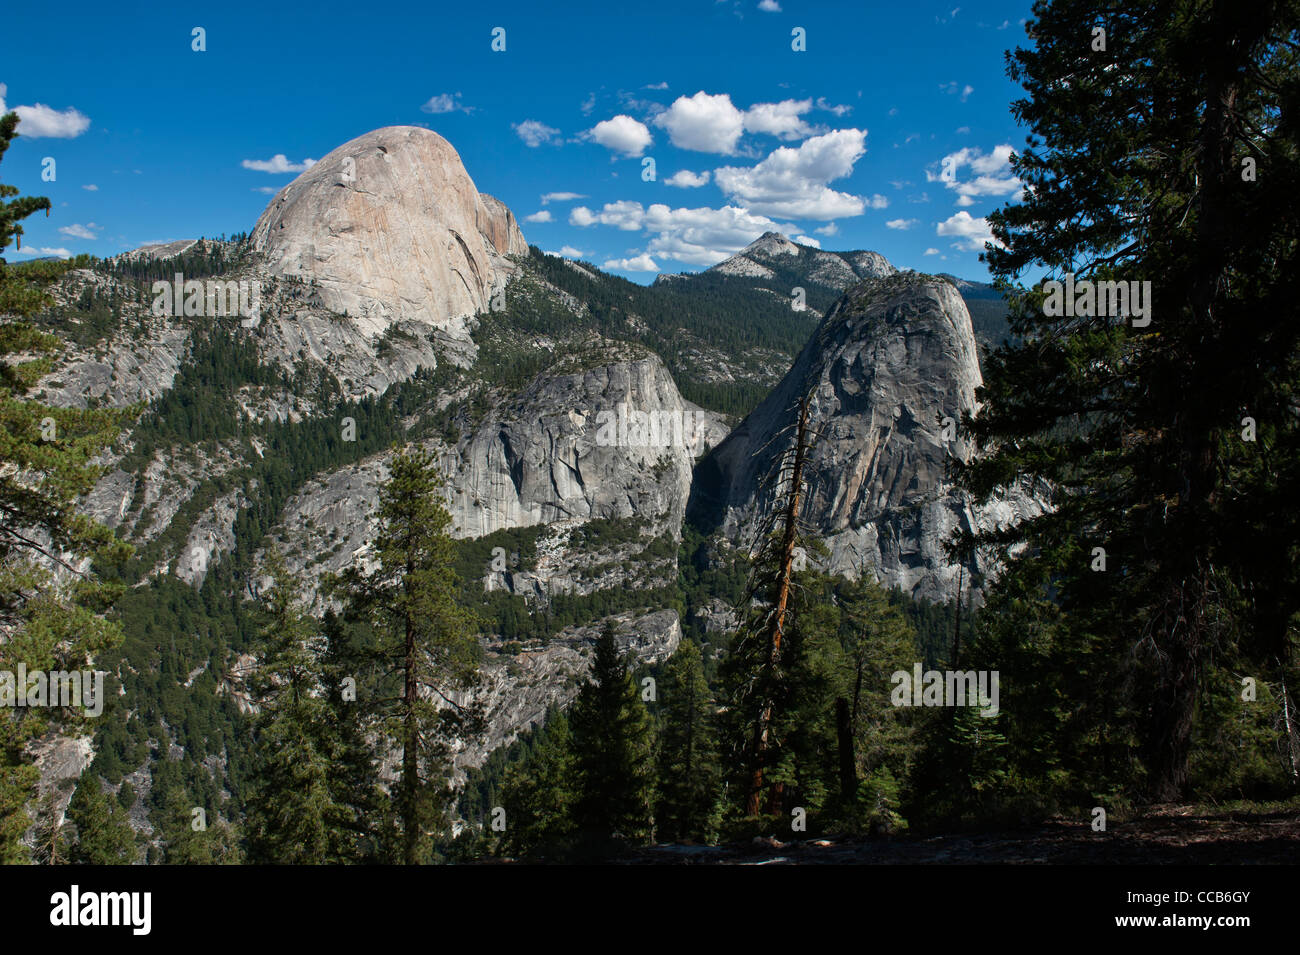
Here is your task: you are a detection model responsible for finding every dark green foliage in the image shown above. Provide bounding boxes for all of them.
[953,0,1300,806]
[569,624,654,849]
[653,640,721,842]
[68,773,138,864]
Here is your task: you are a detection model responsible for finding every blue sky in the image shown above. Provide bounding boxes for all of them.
[1,0,1037,283]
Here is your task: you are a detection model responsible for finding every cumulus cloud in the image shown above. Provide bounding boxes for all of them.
[936,211,1000,250]
[589,115,653,157]
[81,184,98,191]
[58,222,99,240]
[928,144,1021,203]
[524,210,553,223]
[793,234,820,248]
[642,204,786,265]
[665,169,711,188]
[885,218,917,230]
[0,84,90,138]
[743,99,818,141]
[654,91,746,154]
[241,154,317,174]
[603,253,661,272]
[814,222,839,236]
[541,192,586,204]
[421,93,472,114]
[569,200,646,230]
[713,129,869,219]
[758,0,782,10]
[513,120,560,147]
[14,246,73,258]
[644,81,669,90]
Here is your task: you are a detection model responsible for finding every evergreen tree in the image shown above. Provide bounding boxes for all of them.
[245,549,354,864]
[569,623,654,850]
[498,710,576,858]
[327,446,482,864]
[956,0,1300,801]
[68,774,137,864]
[654,639,721,843]
[0,110,131,863]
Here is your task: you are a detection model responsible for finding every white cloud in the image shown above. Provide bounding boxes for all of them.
[252,186,278,194]
[58,222,99,240]
[924,247,940,255]
[815,96,852,117]
[885,218,917,230]
[524,210,553,223]
[642,204,785,265]
[743,98,818,141]
[0,85,90,138]
[541,192,586,204]
[867,194,889,209]
[713,128,869,219]
[793,235,820,248]
[644,81,669,90]
[81,184,98,191]
[603,253,661,272]
[928,144,1021,203]
[569,200,645,230]
[814,222,839,236]
[665,169,711,188]
[589,115,653,157]
[241,154,317,174]
[936,211,1000,250]
[13,246,73,258]
[758,0,782,11]
[421,93,472,114]
[654,91,746,154]
[939,81,974,102]
[513,120,560,147]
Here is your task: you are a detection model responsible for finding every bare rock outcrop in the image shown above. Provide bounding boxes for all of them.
[692,271,1038,601]
[250,126,525,342]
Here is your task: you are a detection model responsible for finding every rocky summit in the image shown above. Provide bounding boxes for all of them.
[692,271,1038,601]
[251,126,524,342]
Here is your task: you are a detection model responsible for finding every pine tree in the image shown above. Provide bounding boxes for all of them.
[245,549,354,863]
[653,639,720,843]
[569,623,654,850]
[835,576,919,816]
[68,774,137,864]
[327,446,482,864]
[956,0,1300,801]
[0,110,132,863]
[722,392,817,818]
[498,710,576,858]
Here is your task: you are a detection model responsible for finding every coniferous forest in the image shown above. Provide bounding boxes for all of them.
[0,1,1297,934]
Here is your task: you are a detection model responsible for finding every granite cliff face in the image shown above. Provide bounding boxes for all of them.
[692,271,1036,601]
[250,126,524,342]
